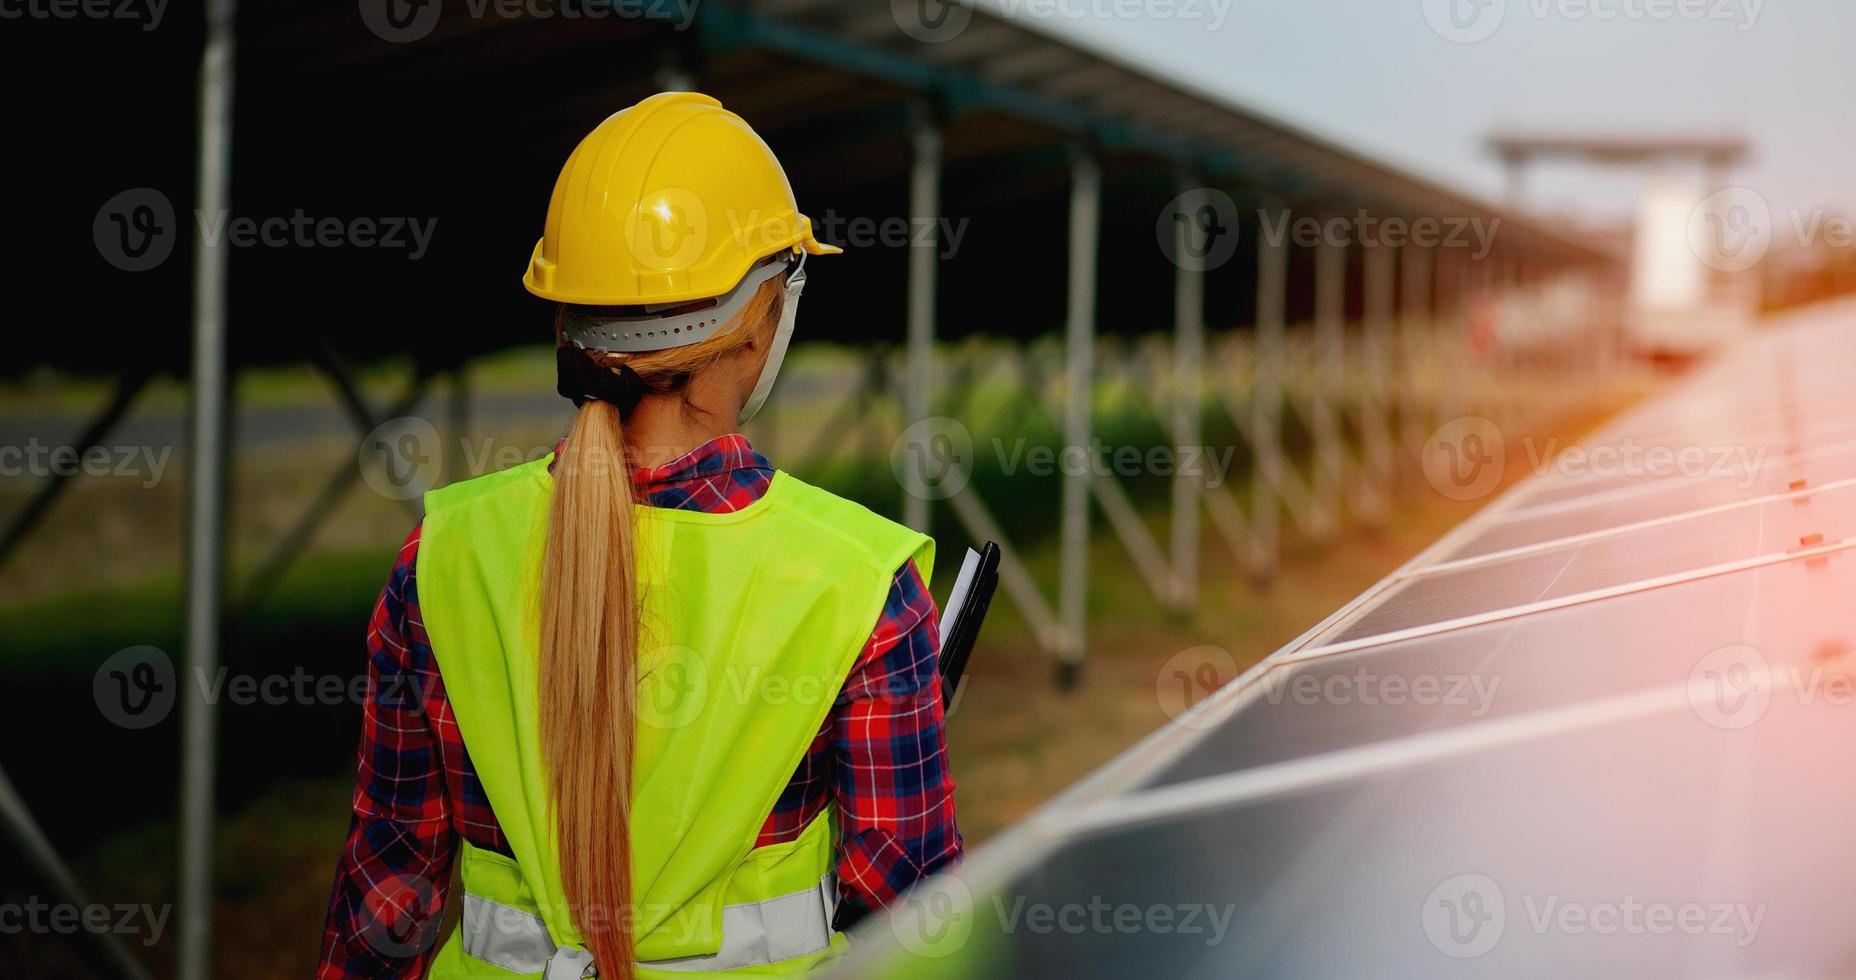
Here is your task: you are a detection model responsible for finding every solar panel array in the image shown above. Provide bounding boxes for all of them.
[837,301,1856,978]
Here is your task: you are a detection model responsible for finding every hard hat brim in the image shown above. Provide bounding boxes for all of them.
[523,216,840,306]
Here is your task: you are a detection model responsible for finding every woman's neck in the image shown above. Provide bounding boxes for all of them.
[620,381,742,470]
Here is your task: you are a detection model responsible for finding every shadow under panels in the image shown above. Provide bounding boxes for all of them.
[1319,481,1856,647]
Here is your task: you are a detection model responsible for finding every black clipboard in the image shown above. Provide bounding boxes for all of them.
[937,541,1000,709]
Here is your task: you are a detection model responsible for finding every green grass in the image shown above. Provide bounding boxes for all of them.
[0,547,395,679]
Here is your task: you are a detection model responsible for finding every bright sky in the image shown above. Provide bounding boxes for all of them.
[974,0,1852,224]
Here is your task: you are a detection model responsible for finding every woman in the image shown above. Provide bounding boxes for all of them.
[318,92,961,979]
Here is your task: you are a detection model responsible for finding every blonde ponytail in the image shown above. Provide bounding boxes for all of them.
[537,272,785,978]
[540,396,641,978]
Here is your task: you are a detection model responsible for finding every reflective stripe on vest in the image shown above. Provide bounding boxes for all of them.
[461,875,837,976]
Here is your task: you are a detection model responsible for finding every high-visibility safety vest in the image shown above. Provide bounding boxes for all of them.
[414,456,932,979]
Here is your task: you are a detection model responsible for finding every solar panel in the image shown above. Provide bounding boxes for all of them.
[835,305,1856,979]
[1318,481,1856,645]
[1445,447,1856,560]
[1507,415,1856,508]
[1141,555,1847,786]
[852,691,1856,978]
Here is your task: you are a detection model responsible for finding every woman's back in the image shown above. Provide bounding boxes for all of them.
[319,438,962,978]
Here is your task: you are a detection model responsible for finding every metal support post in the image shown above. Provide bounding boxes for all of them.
[1058,150,1100,686]
[903,111,942,533]
[1169,181,1206,611]
[1312,236,1346,533]
[179,1,236,976]
[1361,241,1395,520]
[1400,242,1435,468]
[1251,213,1288,580]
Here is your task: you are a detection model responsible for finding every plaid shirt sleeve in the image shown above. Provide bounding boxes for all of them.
[317,524,456,979]
[831,558,964,923]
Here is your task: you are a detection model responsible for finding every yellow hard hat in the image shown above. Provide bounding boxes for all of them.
[523,91,840,307]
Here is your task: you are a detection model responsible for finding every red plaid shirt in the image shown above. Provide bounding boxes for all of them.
[318,435,961,977]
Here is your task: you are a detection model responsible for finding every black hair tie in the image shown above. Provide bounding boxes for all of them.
[556,347,646,414]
